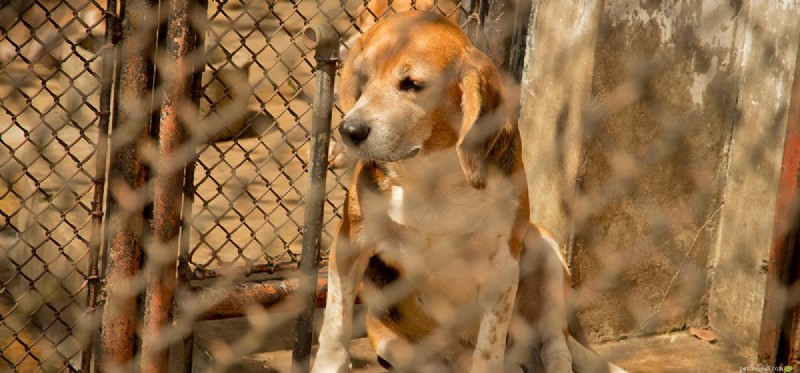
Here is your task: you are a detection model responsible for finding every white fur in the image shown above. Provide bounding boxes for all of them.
[388,185,405,225]
[314,253,371,373]
[610,363,629,373]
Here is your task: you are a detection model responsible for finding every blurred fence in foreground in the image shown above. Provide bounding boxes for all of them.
[1,0,800,371]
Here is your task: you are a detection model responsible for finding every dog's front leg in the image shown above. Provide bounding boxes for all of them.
[522,226,573,372]
[313,232,371,373]
[470,247,520,373]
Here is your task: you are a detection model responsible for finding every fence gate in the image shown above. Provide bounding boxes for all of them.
[0,0,527,371]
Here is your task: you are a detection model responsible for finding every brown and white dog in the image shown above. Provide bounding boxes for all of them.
[313,11,625,373]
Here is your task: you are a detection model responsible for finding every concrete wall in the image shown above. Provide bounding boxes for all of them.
[518,0,800,357]
[708,0,800,359]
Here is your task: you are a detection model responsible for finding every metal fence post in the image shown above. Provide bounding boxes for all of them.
[292,24,339,373]
[81,0,121,371]
[141,0,202,369]
[99,0,157,367]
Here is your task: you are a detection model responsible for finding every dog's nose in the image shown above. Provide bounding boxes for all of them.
[339,121,371,146]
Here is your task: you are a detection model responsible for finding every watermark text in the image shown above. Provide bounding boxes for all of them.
[740,366,793,372]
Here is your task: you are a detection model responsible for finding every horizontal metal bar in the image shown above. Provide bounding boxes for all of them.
[193,277,317,320]
[188,261,311,281]
[191,274,362,321]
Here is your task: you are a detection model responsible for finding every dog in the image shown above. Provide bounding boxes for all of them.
[312,11,626,373]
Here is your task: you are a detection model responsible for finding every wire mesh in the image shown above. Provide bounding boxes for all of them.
[0,0,109,370]
[1,0,799,372]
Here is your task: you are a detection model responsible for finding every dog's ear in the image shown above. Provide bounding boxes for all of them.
[457,46,506,189]
[338,36,366,112]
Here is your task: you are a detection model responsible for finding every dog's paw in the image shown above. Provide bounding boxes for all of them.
[312,343,352,373]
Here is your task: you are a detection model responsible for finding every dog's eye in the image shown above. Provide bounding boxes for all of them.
[398,77,424,92]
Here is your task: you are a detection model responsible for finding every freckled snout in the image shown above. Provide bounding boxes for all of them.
[339,119,371,146]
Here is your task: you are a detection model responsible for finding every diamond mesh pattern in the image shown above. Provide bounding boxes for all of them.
[0,0,107,370]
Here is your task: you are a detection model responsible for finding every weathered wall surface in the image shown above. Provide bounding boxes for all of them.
[518,0,601,246]
[708,0,800,359]
[573,0,738,341]
[518,0,800,356]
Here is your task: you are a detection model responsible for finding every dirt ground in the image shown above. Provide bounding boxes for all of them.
[182,309,750,373]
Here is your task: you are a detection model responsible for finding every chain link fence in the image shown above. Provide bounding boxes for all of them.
[1,0,107,369]
[1,0,799,372]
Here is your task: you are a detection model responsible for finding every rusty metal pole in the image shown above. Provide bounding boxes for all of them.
[758,43,800,366]
[199,279,302,320]
[292,24,339,373]
[195,275,360,321]
[99,0,157,367]
[140,0,201,369]
[81,1,121,371]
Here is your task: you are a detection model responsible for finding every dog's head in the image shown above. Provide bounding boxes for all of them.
[338,11,507,189]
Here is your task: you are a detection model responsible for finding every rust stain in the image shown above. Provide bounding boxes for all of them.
[758,41,800,365]
[193,275,363,320]
[101,0,157,369]
[141,0,200,370]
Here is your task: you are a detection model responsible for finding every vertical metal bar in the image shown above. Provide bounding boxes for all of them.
[178,122,198,373]
[758,42,800,366]
[81,1,120,371]
[292,24,339,373]
[177,108,199,372]
[177,0,206,370]
[140,0,200,369]
[99,0,157,367]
